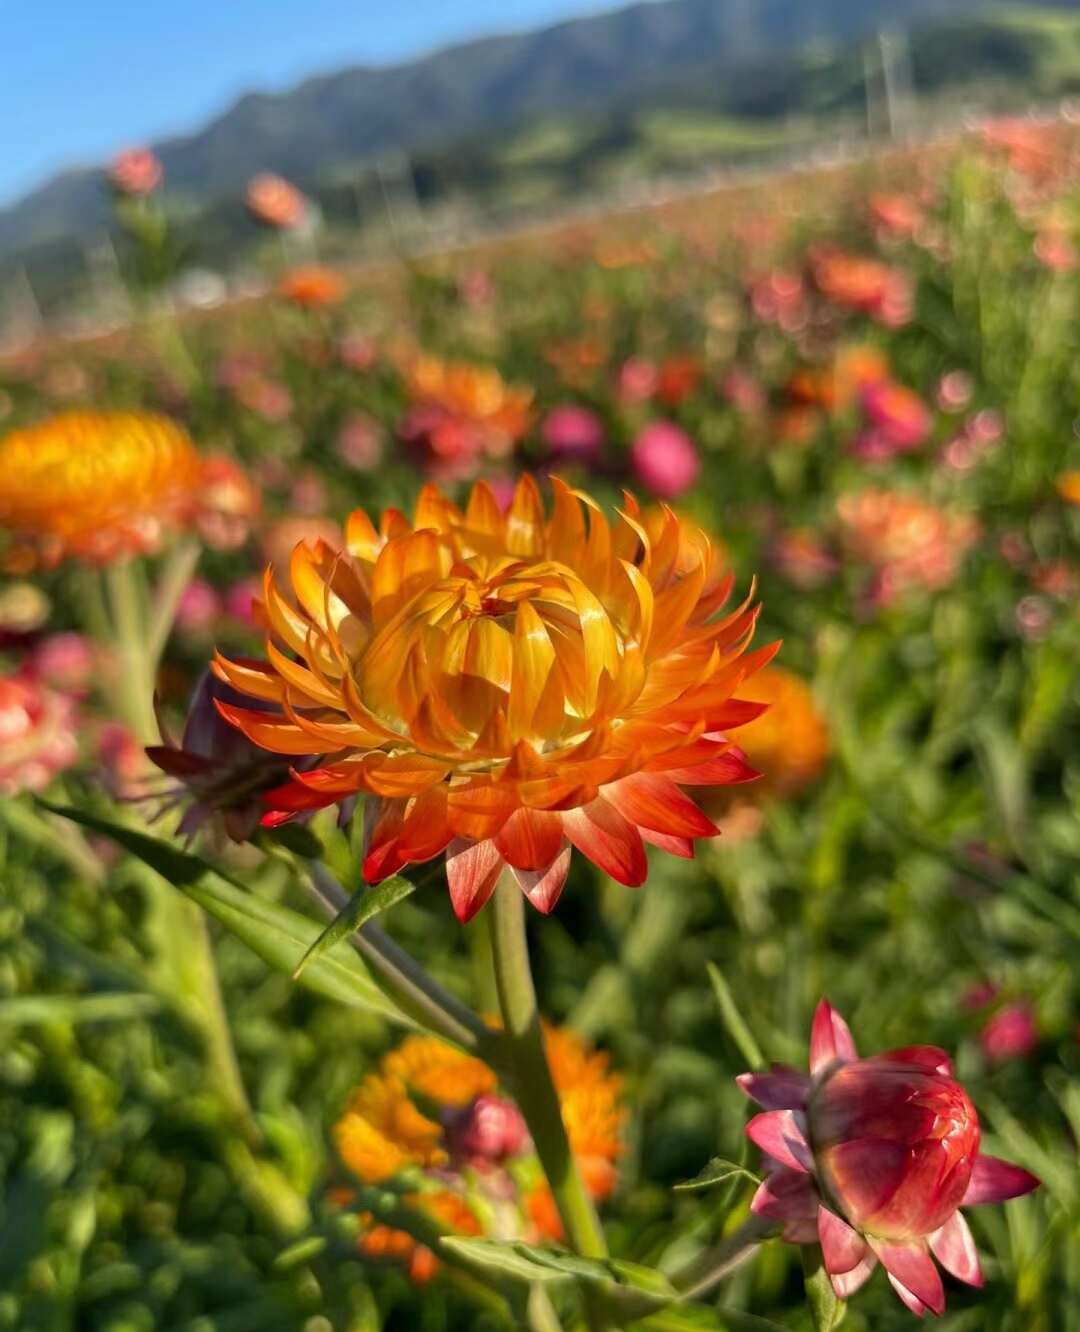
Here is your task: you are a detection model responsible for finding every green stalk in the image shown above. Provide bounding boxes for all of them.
[146,538,201,669]
[103,559,160,744]
[487,871,610,1328]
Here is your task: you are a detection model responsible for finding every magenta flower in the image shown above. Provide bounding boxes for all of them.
[630,421,700,499]
[980,1002,1038,1063]
[541,404,605,462]
[739,999,1039,1316]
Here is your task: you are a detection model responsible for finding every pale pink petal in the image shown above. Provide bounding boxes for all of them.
[785,1218,820,1243]
[962,1154,1040,1206]
[817,1205,869,1276]
[887,1272,929,1316]
[510,843,571,914]
[929,1210,983,1287]
[736,1064,812,1110]
[868,1239,945,1316]
[446,838,503,923]
[833,1253,877,1298]
[809,998,858,1076]
[750,1168,818,1224]
[746,1109,813,1173]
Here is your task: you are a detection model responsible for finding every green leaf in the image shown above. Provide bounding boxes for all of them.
[674,1157,759,1193]
[293,875,416,979]
[0,993,160,1025]
[439,1238,676,1301]
[260,823,325,859]
[706,963,765,1071]
[39,801,416,1027]
[802,1246,846,1330]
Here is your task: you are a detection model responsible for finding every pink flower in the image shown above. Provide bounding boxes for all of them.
[541,404,605,461]
[630,422,700,499]
[0,672,79,795]
[225,578,261,628]
[616,357,658,404]
[738,999,1039,1316]
[336,415,384,471]
[851,381,931,462]
[30,632,95,693]
[980,1002,1038,1062]
[108,147,162,197]
[176,581,222,635]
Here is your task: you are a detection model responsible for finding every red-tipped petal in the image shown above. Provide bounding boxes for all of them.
[639,827,695,857]
[746,1110,813,1173]
[818,1206,870,1277]
[446,838,503,923]
[809,998,858,1075]
[494,807,564,870]
[603,772,717,840]
[929,1210,983,1287]
[562,798,647,886]
[736,1065,812,1110]
[750,1168,818,1224]
[962,1155,1040,1206]
[868,1240,945,1316]
[510,844,572,914]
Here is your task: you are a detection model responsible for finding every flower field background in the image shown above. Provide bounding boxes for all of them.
[0,120,1079,1330]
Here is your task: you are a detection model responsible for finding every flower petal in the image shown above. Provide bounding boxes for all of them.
[446,838,503,923]
[961,1155,1040,1206]
[736,1065,812,1110]
[929,1210,983,1288]
[868,1239,945,1316]
[746,1110,813,1173]
[561,799,647,886]
[809,997,858,1075]
[511,843,572,914]
[818,1206,871,1278]
[886,1272,930,1317]
[750,1168,817,1223]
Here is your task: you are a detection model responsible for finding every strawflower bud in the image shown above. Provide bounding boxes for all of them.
[737,999,1039,1316]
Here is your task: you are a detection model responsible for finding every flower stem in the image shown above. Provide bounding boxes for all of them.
[103,559,160,744]
[487,871,610,1327]
[146,538,201,669]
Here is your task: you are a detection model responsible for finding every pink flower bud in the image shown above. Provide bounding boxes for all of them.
[447,1094,530,1166]
[541,405,605,461]
[980,1002,1038,1062]
[737,999,1039,1316]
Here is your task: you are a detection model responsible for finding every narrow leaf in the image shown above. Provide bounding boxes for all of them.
[40,801,417,1027]
[707,962,765,1070]
[293,876,415,979]
[440,1238,676,1300]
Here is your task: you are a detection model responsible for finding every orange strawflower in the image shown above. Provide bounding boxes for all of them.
[214,477,772,920]
[336,1025,625,1278]
[0,411,204,569]
[722,666,828,798]
[837,489,979,599]
[277,265,346,309]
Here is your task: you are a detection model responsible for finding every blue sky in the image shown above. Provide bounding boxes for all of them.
[2,1,615,206]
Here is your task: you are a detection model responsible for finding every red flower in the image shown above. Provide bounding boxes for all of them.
[738,999,1039,1316]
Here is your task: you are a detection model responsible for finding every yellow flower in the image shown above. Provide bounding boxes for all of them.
[215,476,773,921]
[0,410,204,569]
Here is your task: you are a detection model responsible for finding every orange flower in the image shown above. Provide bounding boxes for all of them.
[404,355,534,460]
[837,489,979,597]
[337,1025,625,1268]
[214,477,772,920]
[722,666,828,798]
[0,411,204,569]
[245,172,308,229]
[1056,471,1080,506]
[277,265,346,309]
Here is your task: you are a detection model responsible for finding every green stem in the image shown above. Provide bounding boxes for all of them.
[488,871,610,1327]
[146,538,201,669]
[102,559,159,743]
[306,863,503,1063]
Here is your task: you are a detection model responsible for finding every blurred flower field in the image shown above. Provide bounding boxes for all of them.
[0,119,1079,1330]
